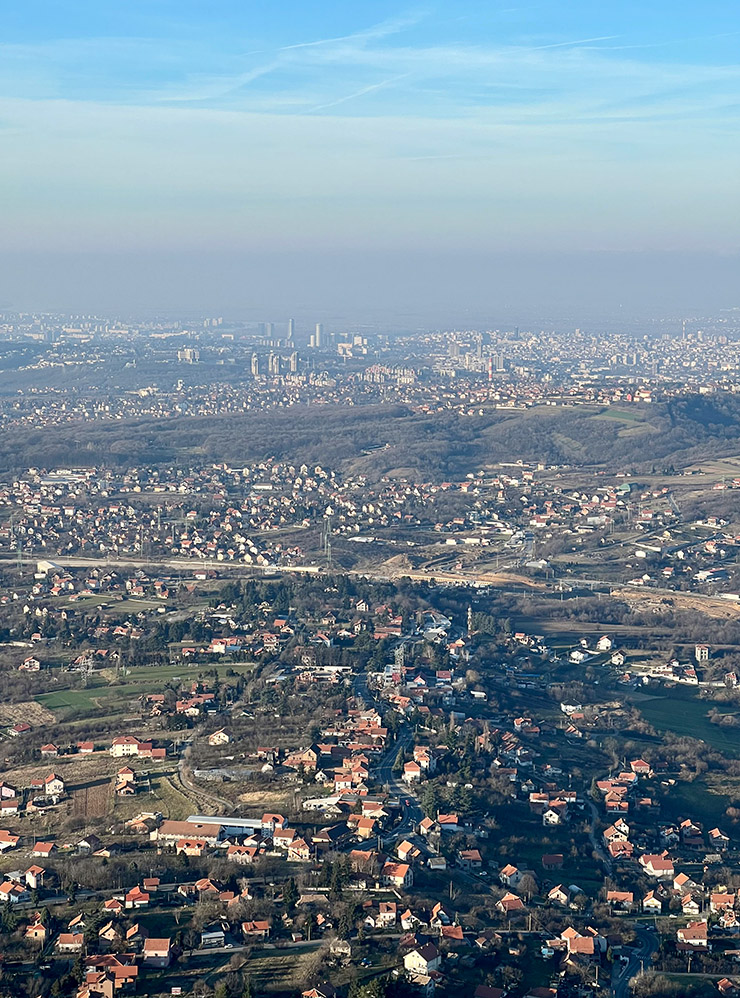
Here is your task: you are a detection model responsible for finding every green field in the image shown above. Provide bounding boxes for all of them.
[35,661,256,720]
[593,409,644,424]
[36,687,113,711]
[634,686,740,757]
[658,777,733,831]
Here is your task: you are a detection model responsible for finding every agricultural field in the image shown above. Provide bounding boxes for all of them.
[35,687,110,712]
[4,751,165,789]
[70,779,112,819]
[145,772,198,821]
[242,947,324,993]
[0,699,56,727]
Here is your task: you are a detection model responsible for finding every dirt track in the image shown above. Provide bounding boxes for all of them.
[399,569,544,589]
[613,587,740,620]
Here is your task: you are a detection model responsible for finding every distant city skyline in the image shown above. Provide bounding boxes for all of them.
[1,1,739,316]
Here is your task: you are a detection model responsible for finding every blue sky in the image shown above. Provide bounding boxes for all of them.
[0,2,739,313]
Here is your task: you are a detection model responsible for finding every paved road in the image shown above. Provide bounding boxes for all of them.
[587,800,613,875]
[7,554,539,593]
[12,551,740,610]
[374,727,424,840]
[353,669,424,839]
[611,926,658,998]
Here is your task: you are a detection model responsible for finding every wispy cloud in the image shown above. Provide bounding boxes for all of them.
[307,74,410,113]
[0,0,739,263]
[528,35,619,50]
[153,11,426,104]
[280,10,427,51]
[2,4,739,135]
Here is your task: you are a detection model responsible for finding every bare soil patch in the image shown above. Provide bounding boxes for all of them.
[0,700,56,727]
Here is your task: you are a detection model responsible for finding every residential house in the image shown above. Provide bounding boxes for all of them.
[98,921,122,950]
[711,893,736,914]
[437,813,459,833]
[404,943,441,975]
[31,842,55,859]
[640,854,674,879]
[24,865,46,890]
[709,827,731,850]
[56,933,85,953]
[548,885,570,907]
[0,829,19,852]
[0,879,29,903]
[381,861,413,889]
[458,849,482,870]
[242,920,271,940]
[25,913,47,945]
[642,891,663,914]
[403,761,422,784]
[497,892,525,914]
[142,937,173,967]
[606,891,634,913]
[677,921,708,950]
[499,863,522,888]
[124,886,150,908]
[302,985,337,998]
[176,838,207,858]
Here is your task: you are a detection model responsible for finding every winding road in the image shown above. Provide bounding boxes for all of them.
[611,926,659,998]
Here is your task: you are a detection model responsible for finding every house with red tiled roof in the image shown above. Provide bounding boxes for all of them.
[640,853,674,879]
[142,937,172,967]
[25,913,47,944]
[56,932,84,953]
[242,920,271,940]
[677,920,708,950]
[124,885,150,908]
[497,892,525,914]
[0,879,29,903]
[381,861,413,888]
[0,829,19,852]
[31,842,55,859]
[24,865,46,890]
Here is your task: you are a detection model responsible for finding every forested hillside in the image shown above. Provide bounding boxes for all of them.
[3,394,740,479]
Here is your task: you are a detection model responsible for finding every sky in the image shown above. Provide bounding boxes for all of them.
[1,1,739,320]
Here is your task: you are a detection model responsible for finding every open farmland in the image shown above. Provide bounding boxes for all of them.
[0,699,56,727]
[70,779,111,818]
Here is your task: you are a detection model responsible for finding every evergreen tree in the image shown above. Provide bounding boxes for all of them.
[420,782,439,817]
[329,863,344,903]
[284,877,299,913]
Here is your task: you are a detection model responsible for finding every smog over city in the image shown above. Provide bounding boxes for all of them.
[0,4,739,998]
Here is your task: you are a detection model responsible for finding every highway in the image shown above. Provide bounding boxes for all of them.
[15,552,740,618]
[5,553,539,593]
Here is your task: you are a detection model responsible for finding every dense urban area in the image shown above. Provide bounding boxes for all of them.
[4,311,740,998]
